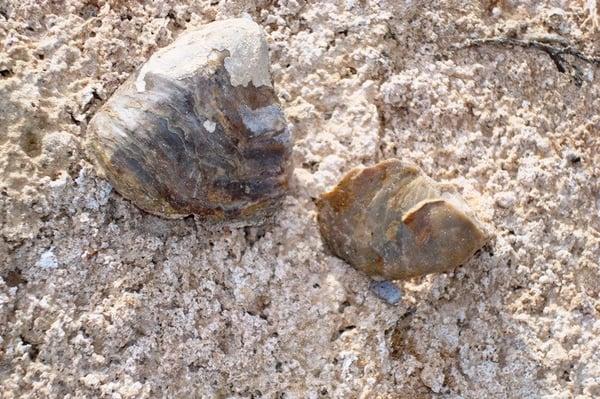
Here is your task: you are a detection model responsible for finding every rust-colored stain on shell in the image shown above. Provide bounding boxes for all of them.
[317,159,487,280]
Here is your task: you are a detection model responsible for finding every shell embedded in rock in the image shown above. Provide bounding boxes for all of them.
[87,18,292,223]
[316,159,487,280]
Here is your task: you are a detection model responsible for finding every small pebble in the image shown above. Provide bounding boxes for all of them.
[494,191,516,208]
[370,280,402,305]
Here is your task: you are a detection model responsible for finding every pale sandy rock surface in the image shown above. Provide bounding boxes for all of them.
[1,0,600,398]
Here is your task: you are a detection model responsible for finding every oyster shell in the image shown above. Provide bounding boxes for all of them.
[317,159,487,280]
[87,18,292,223]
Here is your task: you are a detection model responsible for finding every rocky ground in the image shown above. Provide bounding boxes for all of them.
[1,0,599,397]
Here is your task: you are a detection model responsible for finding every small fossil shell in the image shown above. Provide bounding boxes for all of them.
[87,18,292,223]
[317,159,487,280]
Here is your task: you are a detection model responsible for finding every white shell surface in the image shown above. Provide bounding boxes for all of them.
[135,18,272,92]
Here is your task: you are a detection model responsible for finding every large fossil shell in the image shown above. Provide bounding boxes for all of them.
[87,18,292,223]
[317,159,487,280]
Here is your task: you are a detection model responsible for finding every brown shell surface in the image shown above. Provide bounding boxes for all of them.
[87,21,291,224]
[316,159,487,280]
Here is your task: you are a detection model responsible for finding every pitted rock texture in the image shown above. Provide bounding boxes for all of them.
[317,159,487,280]
[87,18,291,222]
[1,1,600,398]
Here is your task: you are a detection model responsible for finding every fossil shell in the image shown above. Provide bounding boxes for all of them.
[317,159,487,280]
[87,18,292,223]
